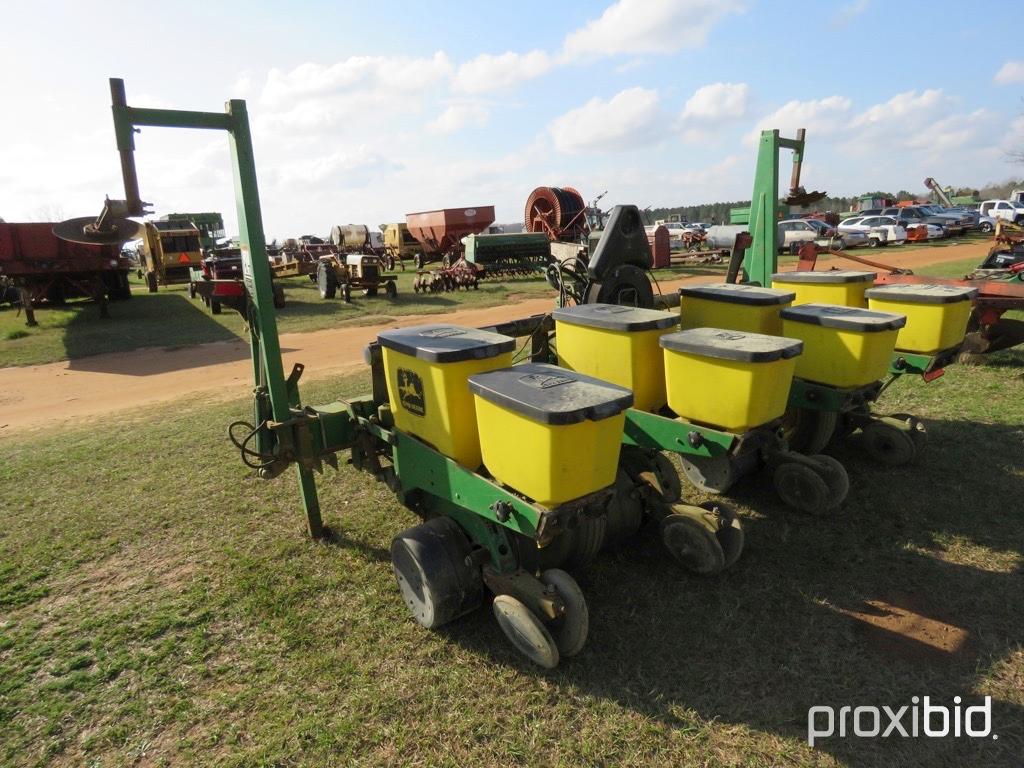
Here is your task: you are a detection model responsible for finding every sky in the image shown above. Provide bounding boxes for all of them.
[2,0,1023,239]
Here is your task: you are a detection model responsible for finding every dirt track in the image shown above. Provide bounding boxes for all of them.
[0,244,983,435]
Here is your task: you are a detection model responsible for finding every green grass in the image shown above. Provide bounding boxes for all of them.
[0,265,717,367]
[1,350,1022,766]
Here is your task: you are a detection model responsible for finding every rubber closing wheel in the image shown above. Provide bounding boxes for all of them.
[861,422,917,466]
[652,452,682,503]
[660,512,725,575]
[783,407,838,454]
[773,461,832,515]
[699,501,745,570]
[808,454,849,509]
[539,569,588,657]
[565,514,606,569]
[492,595,559,669]
[391,517,482,630]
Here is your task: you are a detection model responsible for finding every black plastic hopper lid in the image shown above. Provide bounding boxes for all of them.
[772,270,877,284]
[865,283,979,304]
[678,282,796,306]
[659,327,803,362]
[377,324,515,362]
[552,303,678,331]
[468,362,633,425]
[780,303,907,332]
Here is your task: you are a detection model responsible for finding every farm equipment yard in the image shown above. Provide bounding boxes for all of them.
[2,5,1024,767]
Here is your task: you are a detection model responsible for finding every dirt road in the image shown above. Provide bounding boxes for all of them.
[0,244,982,435]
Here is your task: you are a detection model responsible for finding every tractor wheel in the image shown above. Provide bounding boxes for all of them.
[808,454,849,509]
[363,287,378,297]
[390,517,483,630]
[492,595,559,669]
[782,407,838,454]
[342,283,352,303]
[659,510,726,575]
[860,422,917,467]
[317,262,337,299]
[188,281,197,299]
[539,569,588,657]
[772,461,832,515]
[385,280,397,299]
[211,299,222,315]
[272,284,286,309]
[146,271,158,293]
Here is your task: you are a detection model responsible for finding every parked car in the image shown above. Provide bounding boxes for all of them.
[879,206,953,237]
[837,215,907,247]
[979,199,1024,225]
[918,204,972,233]
[777,218,855,252]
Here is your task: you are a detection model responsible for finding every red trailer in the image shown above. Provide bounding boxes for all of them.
[405,206,495,268]
[0,223,132,315]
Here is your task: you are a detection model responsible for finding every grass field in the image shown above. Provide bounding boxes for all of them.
[0,262,730,367]
[1,261,1022,765]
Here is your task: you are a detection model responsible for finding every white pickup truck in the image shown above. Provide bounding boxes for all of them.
[979,199,1024,225]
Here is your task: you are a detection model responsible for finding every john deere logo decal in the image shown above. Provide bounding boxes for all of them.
[397,368,425,416]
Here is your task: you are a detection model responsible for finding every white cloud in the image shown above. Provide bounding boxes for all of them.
[994,60,1024,85]
[549,87,663,153]
[426,103,489,134]
[746,95,852,145]
[259,52,453,109]
[680,82,749,123]
[563,0,744,58]
[830,0,869,28]
[851,88,946,128]
[453,50,553,93]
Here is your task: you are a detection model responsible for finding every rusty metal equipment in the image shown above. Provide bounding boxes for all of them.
[524,186,588,242]
[1,222,132,322]
[314,251,397,302]
[412,261,481,293]
[405,206,495,268]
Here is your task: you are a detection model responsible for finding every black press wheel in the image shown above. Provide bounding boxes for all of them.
[492,595,559,669]
[860,421,918,467]
[539,569,588,657]
[782,406,838,454]
[772,461,832,515]
[660,511,726,575]
[697,501,745,570]
[390,517,483,630]
[651,452,682,503]
[807,454,849,509]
